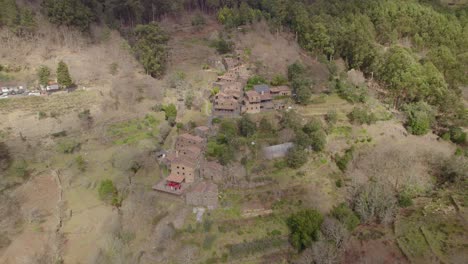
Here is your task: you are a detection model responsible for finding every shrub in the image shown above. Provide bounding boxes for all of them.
[326,110,338,125]
[334,79,367,103]
[286,147,308,169]
[353,182,397,224]
[0,142,12,171]
[203,219,213,232]
[11,159,28,178]
[402,102,434,135]
[75,155,86,172]
[335,147,354,172]
[287,209,324,250]
[185,91,194,109]
[212,38,233,54]
[348,107,376,125]
[310,130,327,152]
[432,155,468,184]
[162,104,177,124]
[303,118,322,134]
[449,127,466,144]
[203,234,217,250]
[245,75,267,90]
[398,193,413,208]
[335,179,342,188]
[98,179,119,206]
[109,62,119,75]
[270,75,288,86]
[227,237,286,257]
[38,111,47,119]
[191,13,206,28]
[57,139,80,154]
[238,115,256,137]
[330,203,360,231]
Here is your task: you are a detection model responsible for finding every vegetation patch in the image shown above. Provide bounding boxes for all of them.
[108,114,161,145]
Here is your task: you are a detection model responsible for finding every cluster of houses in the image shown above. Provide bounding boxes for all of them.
[212,56,292,116]
[153,127,224,209]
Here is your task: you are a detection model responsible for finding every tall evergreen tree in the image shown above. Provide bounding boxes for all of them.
[133,22,169,78]
[57,61,73,88]
[37,65,51,87]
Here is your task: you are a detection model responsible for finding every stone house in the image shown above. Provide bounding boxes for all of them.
[171,157,197,183]
[242,90,262,113]
[242,88,273,113]
[194,126,210,138]
[186,181,219,209]
[222,57,240,70]
[214,92,239,115]
[217,71,238,83]
[175,133,205,151]
[270,86,292,96]
[200,160,224,183]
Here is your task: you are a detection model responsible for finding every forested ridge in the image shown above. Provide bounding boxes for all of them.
[0,0,467,131]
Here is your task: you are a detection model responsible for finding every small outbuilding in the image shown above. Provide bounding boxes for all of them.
[186,181,219,209]
[263,142,294,160]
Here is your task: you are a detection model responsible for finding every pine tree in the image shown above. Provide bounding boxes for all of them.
[37,65,51,87]
[57,61,73,88]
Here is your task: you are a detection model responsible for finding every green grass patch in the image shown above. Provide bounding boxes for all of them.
[108,114,161,145]
[331,126,352,138]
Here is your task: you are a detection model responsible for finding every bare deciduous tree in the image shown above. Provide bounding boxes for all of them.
[321,217,349,249]
[352,182,397,225]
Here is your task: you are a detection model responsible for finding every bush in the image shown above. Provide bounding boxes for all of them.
[11,159,28,178]
[191,13,206,29]
[270,75,288,86]
[98,180,120,206]
[75,155,86,172]
[449,127,466,144]
[227,237,285,257]
[57,139,80,154]
[353,182,397,224]
[348,107,377,125]
[402,102,434,135]
[212,38,233,54]
[185,91,194,109]
[162,104,177,123]
[326,110,338,125]
[330,203,360,231]
[38,111,47,120]
[286,147,308,169]
[245,75,267,90]
[287,209,324,250]
[303,118,322,134]
[203,234,217,250]
[335,147,354,172]
[203,219,213,232]
[335,179,342,188]
[238,115,256,137]
[432,155,467,184]
[109,62,119,75]
[334,79,367,103]
[0,142,11,172]
[310,130,327,152]
[398,193,413,208]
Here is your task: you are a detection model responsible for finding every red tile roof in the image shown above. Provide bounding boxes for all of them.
[166,173,185,183]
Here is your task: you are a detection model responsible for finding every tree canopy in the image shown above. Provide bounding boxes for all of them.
[133,22,169,78]
[287,209,324,251]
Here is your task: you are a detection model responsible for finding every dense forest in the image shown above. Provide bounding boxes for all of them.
[0,0,467,132]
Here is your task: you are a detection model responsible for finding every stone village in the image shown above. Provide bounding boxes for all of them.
[153,51,292,212]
